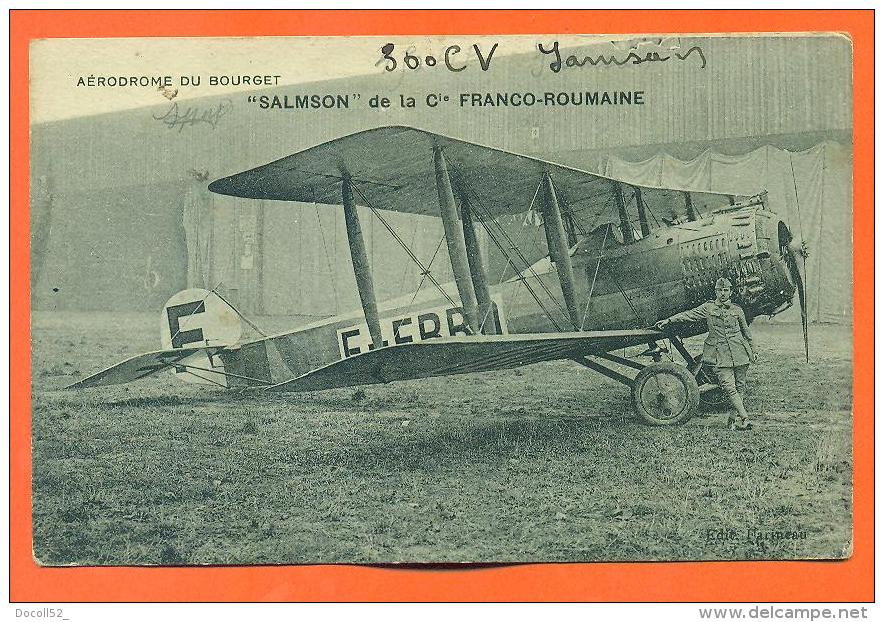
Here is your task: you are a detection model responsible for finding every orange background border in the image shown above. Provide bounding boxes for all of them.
[10,10,874,602]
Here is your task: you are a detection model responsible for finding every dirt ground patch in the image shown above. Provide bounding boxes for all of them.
[31,312,853,564]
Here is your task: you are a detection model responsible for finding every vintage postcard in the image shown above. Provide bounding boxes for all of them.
[26,29,856,574]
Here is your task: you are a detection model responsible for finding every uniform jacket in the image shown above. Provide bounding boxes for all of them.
[668,300,754,367]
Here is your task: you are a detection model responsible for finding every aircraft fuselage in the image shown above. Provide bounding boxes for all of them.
[502,202,796,335]
[219,202,797,387]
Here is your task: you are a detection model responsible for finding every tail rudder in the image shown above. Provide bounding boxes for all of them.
[160,288,242,386]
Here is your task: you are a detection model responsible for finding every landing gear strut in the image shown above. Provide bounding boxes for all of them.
[664,334,727,407]
[574,334,702,426]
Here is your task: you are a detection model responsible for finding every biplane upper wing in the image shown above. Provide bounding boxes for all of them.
[66,346,227,389]
[209,125,750,222]
[268,329,661,393]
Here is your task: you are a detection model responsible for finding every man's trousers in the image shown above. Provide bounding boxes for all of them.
[713,364,750,421]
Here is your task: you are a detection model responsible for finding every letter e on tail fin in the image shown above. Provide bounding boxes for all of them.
[160,288,242,386]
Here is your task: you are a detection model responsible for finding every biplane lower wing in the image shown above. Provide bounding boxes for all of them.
[66,346,228,389]
[268,329,661,393]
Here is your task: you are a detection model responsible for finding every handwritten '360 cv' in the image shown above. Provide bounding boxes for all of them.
[378,41,707,73]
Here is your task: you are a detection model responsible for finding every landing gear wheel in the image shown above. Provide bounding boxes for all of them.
[631,362,700,426]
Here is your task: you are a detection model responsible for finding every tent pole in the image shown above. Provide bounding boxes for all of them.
[684,191,698,221]
[433,147,480,334]
[539,173,581,330]
[341,175,383,350]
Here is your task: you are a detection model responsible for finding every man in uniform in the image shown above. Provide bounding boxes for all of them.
[655,277,757,430]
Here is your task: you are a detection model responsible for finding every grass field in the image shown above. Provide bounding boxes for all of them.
[31,311,852,565]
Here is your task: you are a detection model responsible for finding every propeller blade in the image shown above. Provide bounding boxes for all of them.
[786,242,809,363]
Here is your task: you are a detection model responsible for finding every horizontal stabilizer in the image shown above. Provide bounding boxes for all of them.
[268,330,660,393]
[66,346,227,389]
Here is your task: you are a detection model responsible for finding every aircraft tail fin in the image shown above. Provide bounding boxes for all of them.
[161,288,243,386]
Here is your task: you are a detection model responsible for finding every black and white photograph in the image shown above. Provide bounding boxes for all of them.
[29,34,853,565]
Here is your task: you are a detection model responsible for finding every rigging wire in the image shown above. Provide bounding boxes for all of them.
[494,186,544,288]
[166,281,268,345]
[574,192,617,237]
[211,285,269,338]
[180,363,275,386]
[313,201,339,314]
[183,369,228,389]
[491,220,531,322]
[524,182,542,226]
[600,261,646,326]
[523,184,546,259]
[579,224,609,330]
[569,215,647,328]
[452,167,568,330]
[460,196,565,329]
[400,218,420,293]
[296,207,304,312]
[459,176,565,327]
[351,182,459,310]
[637,191,663,228]
[411,235,446,305]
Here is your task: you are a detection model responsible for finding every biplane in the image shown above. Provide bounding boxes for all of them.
[70,125,808,425]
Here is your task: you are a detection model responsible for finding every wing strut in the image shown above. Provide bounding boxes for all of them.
[434,147,480,334]
[614,182,636,244]
[635,187,651,237]
[539,173,581,330]
[451,166,566,331]
[342,174,384,350]
[459,193,496,334]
